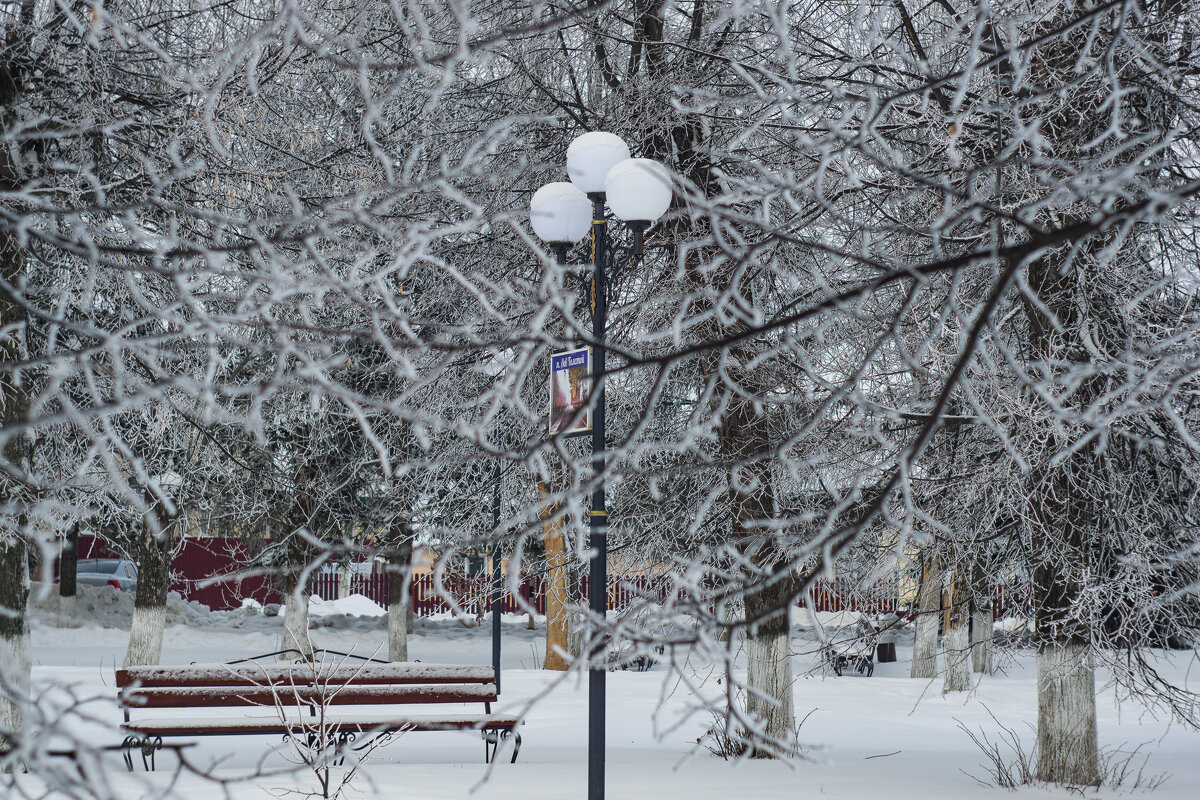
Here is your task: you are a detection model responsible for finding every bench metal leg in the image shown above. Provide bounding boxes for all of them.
[122,735,162,772]
[299,729,357,766]
[334,731,356,766]
[483,729,521,764]
[121,737,135,772]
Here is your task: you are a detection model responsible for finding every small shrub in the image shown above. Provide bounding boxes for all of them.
[956,716,1036,789]
[1100,743,1170,793]
[960,709,1169,793]
[698,709,748,761]
[697,706,814,761]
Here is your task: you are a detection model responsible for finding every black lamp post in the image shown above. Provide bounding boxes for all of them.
[492,455,502,695]
[530,133,671,800]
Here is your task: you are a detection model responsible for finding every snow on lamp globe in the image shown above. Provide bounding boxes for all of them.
[603,157,672,225]
[566,131,631,195]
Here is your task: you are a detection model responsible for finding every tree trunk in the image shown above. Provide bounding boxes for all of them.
[740,566,795,755]
[633,7,796,756]
[1026,461,1101,785]
[1030,455,1099,785]
[1021,224,1103,784]
[910,554,941,679]
[970,603,993,674]
[387,582,407,661]
[942,570,971,693]
[1,82,32,759]
[57,526,78,623]
[1036,641,1099,785]
[0,540,30,758]
[280,570,313,661]
[541,482,570,671]
[123,511,173,668]
[716,596,734,644]
[744,589,793,757]
[568,609,583,660]
[1027,467,1101,787]
[387,536,412,662]
[720,398,793,758]
[970,562,992,674]
[337,560,351,599]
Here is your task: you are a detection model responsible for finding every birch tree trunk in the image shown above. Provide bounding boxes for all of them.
[942,570,971,693]
[123,509,174,668]
[910,554,941,679]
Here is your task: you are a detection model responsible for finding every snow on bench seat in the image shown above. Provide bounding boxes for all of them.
[117,663,494,688]
[122,713,522,737]
[121,682,498,708]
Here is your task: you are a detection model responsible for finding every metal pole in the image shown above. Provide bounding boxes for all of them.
[586,192,608,800]
[492,455,502,695]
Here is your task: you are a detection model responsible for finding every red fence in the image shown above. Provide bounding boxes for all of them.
[74,536,901,615]
[807,577,898,614]
[310,573,569,616]
[310,572,898,617]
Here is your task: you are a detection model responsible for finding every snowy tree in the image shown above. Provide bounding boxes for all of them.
[2,0,1200,791]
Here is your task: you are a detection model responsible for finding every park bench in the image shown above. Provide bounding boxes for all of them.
[820,617,883,677]
[115,660,522,770]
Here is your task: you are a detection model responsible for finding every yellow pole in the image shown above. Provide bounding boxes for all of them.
[540,481,570,670]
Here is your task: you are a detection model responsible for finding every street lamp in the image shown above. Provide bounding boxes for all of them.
[530,131,671,800]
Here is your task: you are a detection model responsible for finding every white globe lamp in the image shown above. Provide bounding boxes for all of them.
[604,158,672,223]
[567,132,630,194]
[529,182,592,243]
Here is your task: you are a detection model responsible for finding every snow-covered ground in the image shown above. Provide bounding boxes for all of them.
[12,585,1200,799]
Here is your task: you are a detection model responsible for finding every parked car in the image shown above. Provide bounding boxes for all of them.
[74,558,138,593]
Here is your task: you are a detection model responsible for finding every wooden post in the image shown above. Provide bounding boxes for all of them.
[540,481,570,671]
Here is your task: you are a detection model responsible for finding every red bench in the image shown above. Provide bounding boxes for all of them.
[116,662,521,770]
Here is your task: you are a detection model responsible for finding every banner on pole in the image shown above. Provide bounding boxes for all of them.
[549,347,593,436]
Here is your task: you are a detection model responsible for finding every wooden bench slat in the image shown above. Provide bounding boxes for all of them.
[117,663,495,689]
[122,683,497,709]
[122,713,521,737]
